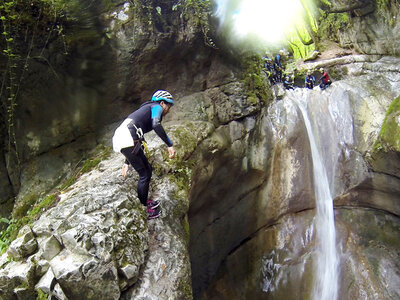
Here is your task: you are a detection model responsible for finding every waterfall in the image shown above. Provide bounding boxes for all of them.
[293,91,339,300]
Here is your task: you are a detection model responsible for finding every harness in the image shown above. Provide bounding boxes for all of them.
[132,123,144,140]
[130,123,149,155]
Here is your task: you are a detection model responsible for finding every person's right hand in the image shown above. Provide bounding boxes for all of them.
[168,146,176,159]
[122,163,129,178]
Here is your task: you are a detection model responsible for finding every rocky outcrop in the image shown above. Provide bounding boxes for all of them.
[191,56,400,299]
[1,0,225,220]
[317,0,400,55]
[0,139,193,299]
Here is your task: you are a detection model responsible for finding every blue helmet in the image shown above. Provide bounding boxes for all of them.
[151,90,174,105]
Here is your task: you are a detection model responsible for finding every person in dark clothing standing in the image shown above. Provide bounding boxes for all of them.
[274,52,283,83]
[112,90,176,219]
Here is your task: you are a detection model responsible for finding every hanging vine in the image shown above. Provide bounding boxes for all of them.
[0,0,68,171]
[183,0,217,48]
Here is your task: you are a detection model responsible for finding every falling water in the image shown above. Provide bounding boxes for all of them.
[294,95,339,300]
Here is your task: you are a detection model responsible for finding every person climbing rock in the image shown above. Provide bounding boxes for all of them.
[319,68,332,90]
[305,72,316,89]
[112,90,176,219]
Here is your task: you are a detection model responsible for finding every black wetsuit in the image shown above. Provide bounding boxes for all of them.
[120,101,172,206]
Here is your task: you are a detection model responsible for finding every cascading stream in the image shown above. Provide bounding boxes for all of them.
[292,92,339,300]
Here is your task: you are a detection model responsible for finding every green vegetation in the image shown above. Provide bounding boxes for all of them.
[29,194,57,217]
[0,144,112,254]
[241,54,271,104]
[178,276,194,300]
[61,145,112,190]
[36,289,48,300]
[0,0,70,168]
[0,0,112,172]
[0,193,58,254]
[328,66,348,81]
[283,0,318,58]
[183,0,215,47]
[375,0,396,26]
[130,0,214,47]
[287,32,316,59]
[374,96,400,152]
[316,11,350,48]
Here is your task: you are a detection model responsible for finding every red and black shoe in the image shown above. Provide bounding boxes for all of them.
[147,206,161,220]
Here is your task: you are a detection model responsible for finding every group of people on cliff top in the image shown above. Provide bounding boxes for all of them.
[304,68,332,90]
[262,50,332,91]
[262,50,284,85]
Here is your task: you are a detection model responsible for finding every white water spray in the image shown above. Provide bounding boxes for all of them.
[294,94,339,300]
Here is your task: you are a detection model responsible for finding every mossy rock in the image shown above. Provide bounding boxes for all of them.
[369,96,400,176]
[376,96,400,152]
[316,12,350,48]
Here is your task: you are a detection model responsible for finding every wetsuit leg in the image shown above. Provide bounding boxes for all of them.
[121,146,152,206]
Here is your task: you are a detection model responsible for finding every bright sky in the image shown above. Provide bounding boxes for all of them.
[216,0,304,45]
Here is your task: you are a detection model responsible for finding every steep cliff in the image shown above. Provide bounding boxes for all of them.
[0,0,399,299]
[316,0,400,55]
[199,56,400,299]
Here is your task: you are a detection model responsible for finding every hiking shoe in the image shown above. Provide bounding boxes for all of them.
[147,199,160,209]
[147,206,161,220]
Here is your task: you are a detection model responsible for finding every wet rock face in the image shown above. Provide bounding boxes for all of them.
[107,1,219,100]
[335,208,400,300]
[318,0,400,55]
[190,57,400,299]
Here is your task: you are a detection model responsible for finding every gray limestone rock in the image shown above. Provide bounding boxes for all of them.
[7,225,38,260]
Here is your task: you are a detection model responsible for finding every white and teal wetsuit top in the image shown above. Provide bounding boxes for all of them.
[112,101,173,153]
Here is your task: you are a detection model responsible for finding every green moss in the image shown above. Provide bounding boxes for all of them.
[294,68,307,84]
[59,177,77,191]
[28,194,57,217]
[0,217,28,254]
[172,125,198,156]
[376,0,392,21]
[36,289,48,300]
[1,145,112,254]
[316,12,350,47]
[328,66,347,81]
[375,96,400,152]
[241,54,270,104]
[12,194,38,220]
[181,215,190,240]
[80,158,101,174]
[183,0,211,27]
[0,193,58,254]
[178,277,194,300]
[59,145,112,192]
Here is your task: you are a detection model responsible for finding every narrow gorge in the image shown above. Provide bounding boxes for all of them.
[0,1,399,299]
